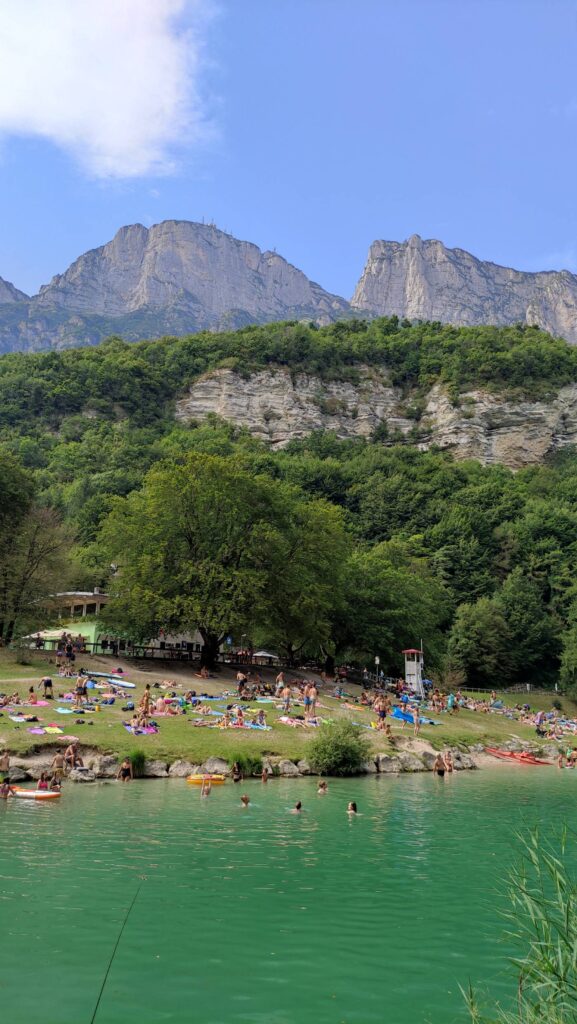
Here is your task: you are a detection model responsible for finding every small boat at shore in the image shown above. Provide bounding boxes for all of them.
[186,774,226,785]
[486,747,551,766]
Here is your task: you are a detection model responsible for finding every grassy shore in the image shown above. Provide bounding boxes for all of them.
[0,651,573,766]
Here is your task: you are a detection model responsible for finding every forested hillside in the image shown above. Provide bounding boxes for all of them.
[2,317,577,687]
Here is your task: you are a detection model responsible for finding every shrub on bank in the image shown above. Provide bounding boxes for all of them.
[230,751,263,777]
[308,721,370,777]
[129,749,146,778]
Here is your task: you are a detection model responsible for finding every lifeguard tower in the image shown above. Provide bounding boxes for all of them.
[402,648,425,698]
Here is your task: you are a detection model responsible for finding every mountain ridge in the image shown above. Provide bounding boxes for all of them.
[3,225,577,351]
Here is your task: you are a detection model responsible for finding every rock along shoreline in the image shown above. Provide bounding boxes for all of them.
[7,746,486,782]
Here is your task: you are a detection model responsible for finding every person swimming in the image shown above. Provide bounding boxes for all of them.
[290,801,302,814]
[317,781,328,794]
[240,794,250,808]
[347,801,358,814]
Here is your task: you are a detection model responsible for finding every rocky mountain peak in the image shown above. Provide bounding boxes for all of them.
[35,219,350,325]
[0,277,29,305]
[351,236,577,343]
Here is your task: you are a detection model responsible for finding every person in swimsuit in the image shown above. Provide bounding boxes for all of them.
[309,683,318,719]
[117,757,133,782]
[261,765,269,783]
[40,676,53,699]
[37,772,49,791]
[347,801,358,814]
[200,778,212,797]
[140,684,151,719]
[28,686,37,705]
[281,685,291,713]
[290,801,302,814]
[49,776,61,791]
[51,751,65,779]
[444,751,454,773]
[433,753,446,778]
[317,781,328,794]
[240,794,250,808]
[0,779,15,799]
[0,749,10,780]
[64,743,83,771]
[232,762,242,783]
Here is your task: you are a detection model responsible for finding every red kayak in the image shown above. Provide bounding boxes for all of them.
[486,747,551,766]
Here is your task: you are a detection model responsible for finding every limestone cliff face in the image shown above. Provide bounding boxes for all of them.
[0,277,28,304]
[0,222,350,353]
[36,221,350,324]
[352,234,577,343]
[176,366,577,468]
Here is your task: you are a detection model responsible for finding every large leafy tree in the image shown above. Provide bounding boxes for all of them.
[0,507,71,644]
[332,540,449,673]
[100,453,345,667]
[254,497,349,664]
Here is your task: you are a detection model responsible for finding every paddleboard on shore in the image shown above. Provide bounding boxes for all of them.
[86,676,136,689]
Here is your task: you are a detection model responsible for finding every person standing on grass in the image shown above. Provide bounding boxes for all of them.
[281,684,291,713]
[413,704,421,737]
[140,684,151,720]
[309,682,318,720]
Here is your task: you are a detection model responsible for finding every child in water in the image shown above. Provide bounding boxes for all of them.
[347,801,358,815]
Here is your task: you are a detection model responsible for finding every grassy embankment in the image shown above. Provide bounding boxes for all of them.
[1,651,574,764]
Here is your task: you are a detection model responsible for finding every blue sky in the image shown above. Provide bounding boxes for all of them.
[0,0,576,297]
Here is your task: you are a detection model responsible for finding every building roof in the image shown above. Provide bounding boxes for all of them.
[402,648,423,654]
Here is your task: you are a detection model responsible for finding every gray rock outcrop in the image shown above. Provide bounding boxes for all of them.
[69,768,96,782]
[352,234,577,343]
[0,276,28,304]
[198,756,230,776]
[168,759,200,777]
[143,759,169,777]
[176,366,577,469]
[278,759,301,777]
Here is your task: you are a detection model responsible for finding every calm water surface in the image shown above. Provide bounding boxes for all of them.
[1,768,575,1024]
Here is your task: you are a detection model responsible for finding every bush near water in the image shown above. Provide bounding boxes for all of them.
[308,721,370,777]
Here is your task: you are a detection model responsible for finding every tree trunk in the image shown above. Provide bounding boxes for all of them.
[324,653,335,677]
[5,620,16,645]
[200,631,221,670]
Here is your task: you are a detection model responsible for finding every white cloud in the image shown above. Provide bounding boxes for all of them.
[0,0,214,178]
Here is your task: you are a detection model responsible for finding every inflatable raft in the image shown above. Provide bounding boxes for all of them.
[186,774,226,785]
[486,747,551,766]
[12,787,61,801]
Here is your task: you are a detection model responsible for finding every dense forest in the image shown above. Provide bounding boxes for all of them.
[2,316,577,687]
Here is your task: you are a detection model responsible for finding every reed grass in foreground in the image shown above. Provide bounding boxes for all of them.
[467,830,577,1024]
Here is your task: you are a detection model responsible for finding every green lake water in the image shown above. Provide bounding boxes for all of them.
[1,768,576,1024]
